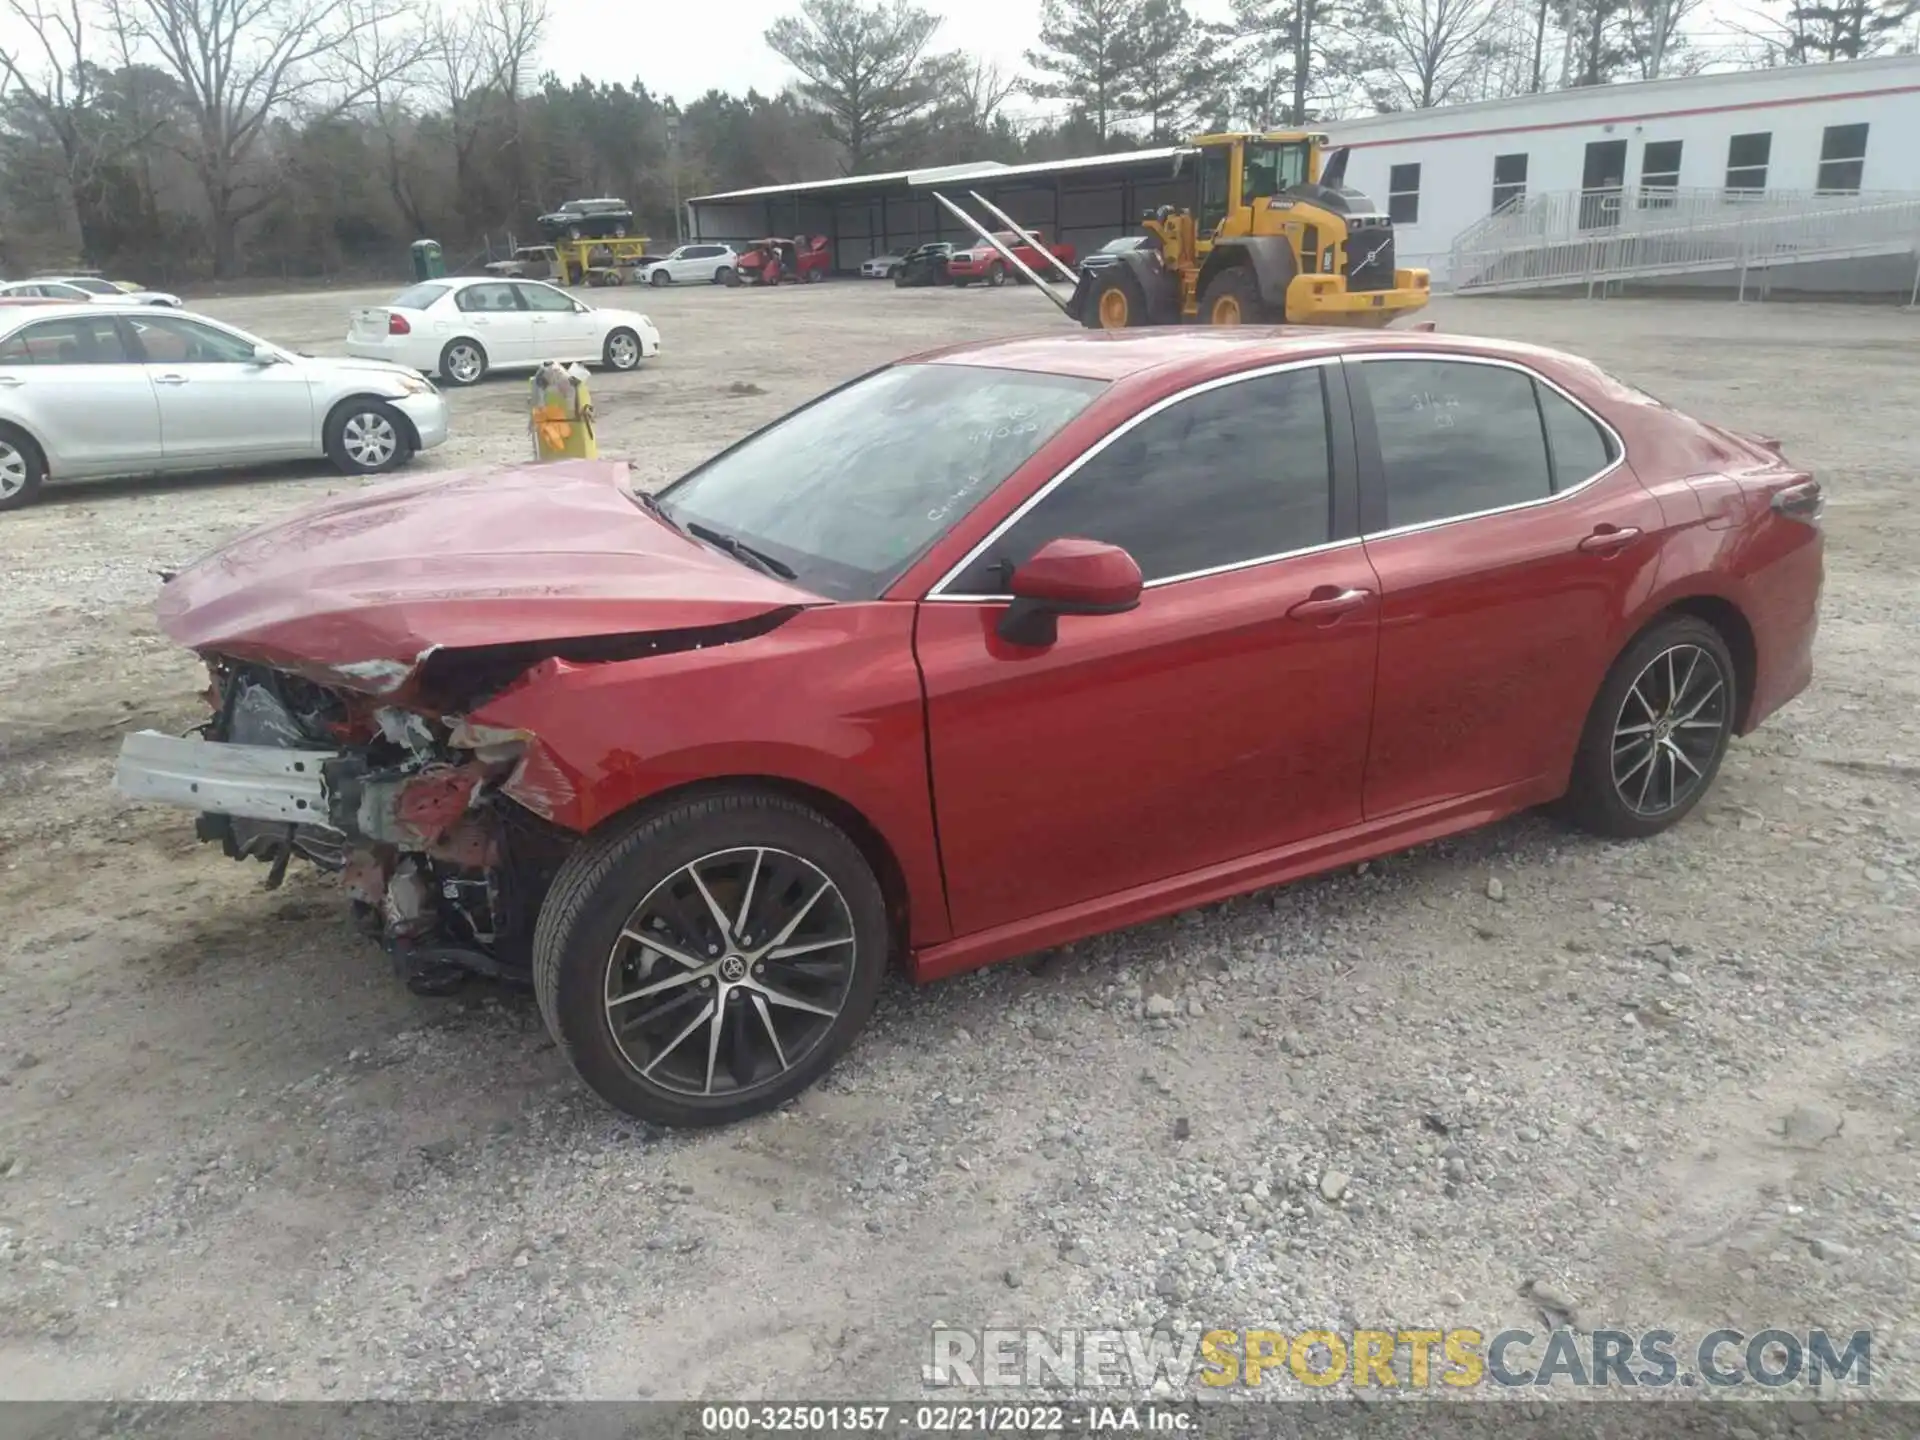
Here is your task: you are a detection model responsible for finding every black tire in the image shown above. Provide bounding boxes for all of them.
[715,266,735,285]
[1082,269,1147,330]
[532,790,890,1127]
[894,271,910,288]
[886,264,902,279]
[0,424,47,512]
[1199,266,1272,325]
[986,262,1007,288]
[603,326,644,372]
[437,338,487,387]
[613,224,628,239]
[1562,614,1737,840]
[650,267,670,286]
[324,399,413,476]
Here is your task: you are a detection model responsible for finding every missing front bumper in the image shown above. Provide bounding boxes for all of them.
[114,729,341,825]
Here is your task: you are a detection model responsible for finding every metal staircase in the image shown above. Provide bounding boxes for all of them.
[1448,186,1920,299]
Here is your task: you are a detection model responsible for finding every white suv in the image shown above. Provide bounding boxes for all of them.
[642,244,739,286]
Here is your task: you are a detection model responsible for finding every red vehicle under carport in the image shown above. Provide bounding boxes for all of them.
[735,236,831,285]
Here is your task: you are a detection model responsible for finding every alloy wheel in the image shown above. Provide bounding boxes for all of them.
[447,345,482,383]
[340,411,398,469]
[1610,643,1728,817]
[608,333,640,368]
[0,442,26,499]
[603,847,857,1099]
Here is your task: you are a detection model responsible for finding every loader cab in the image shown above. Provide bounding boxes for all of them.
[1189,132,1327,240]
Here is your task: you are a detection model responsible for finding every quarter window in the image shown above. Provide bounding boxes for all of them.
[1537,386,1616,490]
[949,368,1335,593]
[1817,123,1868,194]
[456,282,523,312]
[1389,164,1421,224]
[1364,360,1553,530]
[9,316,133,363]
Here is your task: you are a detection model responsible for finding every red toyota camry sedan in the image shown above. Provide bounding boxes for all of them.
[116,328,1824,1127]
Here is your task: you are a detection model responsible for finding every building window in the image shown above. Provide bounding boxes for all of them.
[1817,123,1868,194]
[1640,139,1682,207]
[1389,163,1421,225]
[1491,153,1527,214]
[1725,132,1771,195]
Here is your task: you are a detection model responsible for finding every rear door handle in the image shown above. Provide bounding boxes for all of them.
[1287,586,1372,622]
[154,373,189,386]
[1578,524,1641,554]
[0,375,22,387]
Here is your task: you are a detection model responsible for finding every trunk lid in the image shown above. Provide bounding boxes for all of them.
[349,307,394,341]
[157,460,821,693]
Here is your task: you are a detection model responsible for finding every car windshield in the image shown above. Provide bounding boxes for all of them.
[658,363,1106,601]
[390,283,450,310]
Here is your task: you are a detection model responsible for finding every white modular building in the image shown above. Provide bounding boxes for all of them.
[686,54,1920,296]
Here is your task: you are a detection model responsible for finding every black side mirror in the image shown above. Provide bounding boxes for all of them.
[997,537,1144,647]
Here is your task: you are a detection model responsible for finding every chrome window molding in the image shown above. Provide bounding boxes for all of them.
[921,348,1630,604]
[925,357,1341,602]
[1350,351,1628,543]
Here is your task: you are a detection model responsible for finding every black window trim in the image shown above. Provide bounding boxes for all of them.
[925,357,1358,602]
[1343,352,1627,542]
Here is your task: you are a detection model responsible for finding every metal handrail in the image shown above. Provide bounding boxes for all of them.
[1449,186,1920,294]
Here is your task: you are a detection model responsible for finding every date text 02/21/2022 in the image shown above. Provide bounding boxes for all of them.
[699,1403,1191,1432]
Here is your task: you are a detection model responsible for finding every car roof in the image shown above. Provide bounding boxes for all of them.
[0,301,153,322]
[912,327,1592,384]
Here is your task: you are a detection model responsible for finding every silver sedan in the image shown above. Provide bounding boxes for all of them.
[0,304,449,512]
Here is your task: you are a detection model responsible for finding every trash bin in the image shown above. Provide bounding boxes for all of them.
[529,361,596,461]
[410,239,445,281]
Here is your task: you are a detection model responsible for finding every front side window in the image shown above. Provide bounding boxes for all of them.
[1364,360,1553,530]
[515,282,577,313]
[11,315,133,364]
[62,278,120,295]
[127,315,257,364]
[659,363,1105,601]
[949,367,1335,593]
[1389,164,1422,224]
[456,283,522,313]
[1241,141,1310,205]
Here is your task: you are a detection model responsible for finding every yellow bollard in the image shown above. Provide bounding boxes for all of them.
[529,361,597,461]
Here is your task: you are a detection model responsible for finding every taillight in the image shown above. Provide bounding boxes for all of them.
[1771,477,1824,526]
[387,313,411,335]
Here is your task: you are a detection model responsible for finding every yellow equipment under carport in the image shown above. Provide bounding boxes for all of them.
[936,132,1430,330]
[530,362,596,461]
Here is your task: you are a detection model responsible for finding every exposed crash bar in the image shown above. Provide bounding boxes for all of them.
[115,730,339,825]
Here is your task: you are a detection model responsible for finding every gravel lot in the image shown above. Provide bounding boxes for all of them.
[1,279,1917,1409]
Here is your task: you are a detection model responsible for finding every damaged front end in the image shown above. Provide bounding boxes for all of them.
[117,660,575,994]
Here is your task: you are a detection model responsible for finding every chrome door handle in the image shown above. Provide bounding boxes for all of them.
[1287,586,1372,622]
[1578,524,1641,554]
[0,375,22,387]
[154,373,189,386]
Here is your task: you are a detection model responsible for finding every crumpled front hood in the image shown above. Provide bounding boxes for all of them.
[157,459,820,692]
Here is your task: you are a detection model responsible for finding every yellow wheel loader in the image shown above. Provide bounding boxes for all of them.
[935,133,1430,330]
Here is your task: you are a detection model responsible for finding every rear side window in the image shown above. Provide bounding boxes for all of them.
[456,283,522,313]
[390,283,449,310]
[1538,386,1616,489]
[951,367,1334,591]
[1364,359,1552,530]
[8,315,133,364]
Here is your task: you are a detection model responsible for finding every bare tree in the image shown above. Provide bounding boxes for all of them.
[0,0,117,251]
[955,57,1022,128]
[131,0,421,274]
[423,0,544,228]
[1356,0,1496,107]
[340,0,434,233]
[1623,0,1702,74]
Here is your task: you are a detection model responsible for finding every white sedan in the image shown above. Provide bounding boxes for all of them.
[345,276,661,386]
[859,253,905,278]
[0,304,448,512]
[3,277,182,307]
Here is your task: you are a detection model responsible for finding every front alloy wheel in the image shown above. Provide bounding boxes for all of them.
[533,790,888,1126]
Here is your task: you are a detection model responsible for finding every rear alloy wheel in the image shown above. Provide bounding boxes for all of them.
[1200,267,1270,325]
[438,339,487,387]
[603,327,643,371]
[0,429,46,511]
[325,400,412,475]
[987,262,1007,288]
[533,791,888,1127]
[1563,615,1736,839]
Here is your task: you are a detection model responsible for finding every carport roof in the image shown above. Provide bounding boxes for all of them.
[688,145,1190,207]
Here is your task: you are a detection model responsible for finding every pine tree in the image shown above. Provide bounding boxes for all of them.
[1782,0,1918,59]
[1024,0,1147,142]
